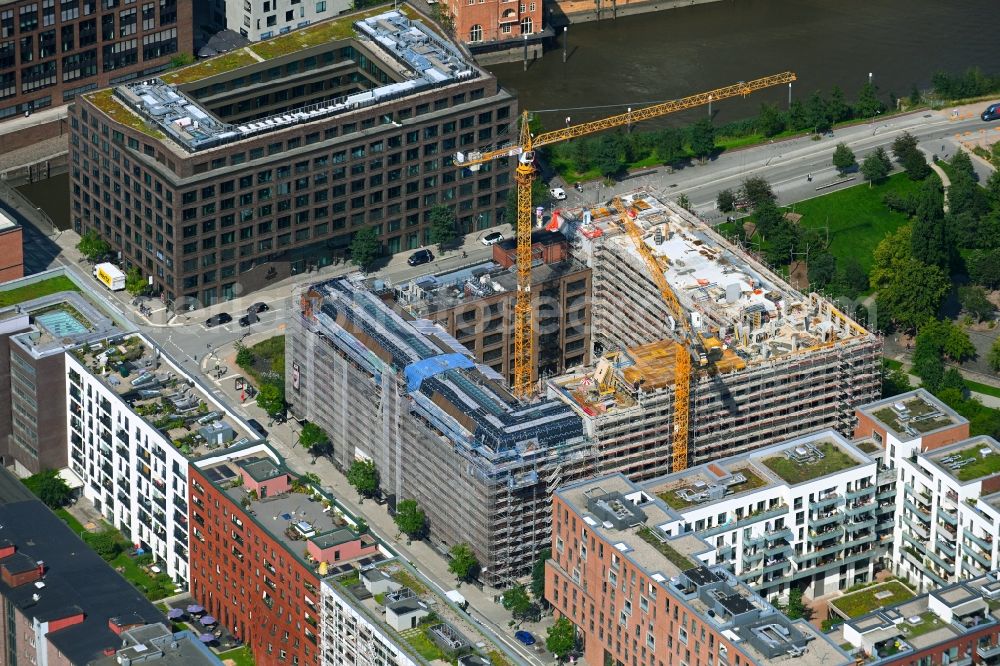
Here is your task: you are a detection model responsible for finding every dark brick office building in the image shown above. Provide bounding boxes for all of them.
[0,0,189,131]
[70,9,516,305]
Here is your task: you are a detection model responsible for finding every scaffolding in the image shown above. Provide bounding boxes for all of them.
[546,189,882,481]
[286,276,595,585]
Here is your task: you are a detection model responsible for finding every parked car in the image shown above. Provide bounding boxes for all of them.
[481,232,504,246]
[982,103,1000,121]
[204,313,232,328]
[407,249,434,266]
[514,631,536,646]
[239,311,258,327]
[549,187,567,200]
[246,418,268,438]
[248,302,269,313]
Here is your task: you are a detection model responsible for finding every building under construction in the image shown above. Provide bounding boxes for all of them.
[285,277,596,585]
[546,189,882,478]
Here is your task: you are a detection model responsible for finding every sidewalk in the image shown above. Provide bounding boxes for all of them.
[201,343,555,665]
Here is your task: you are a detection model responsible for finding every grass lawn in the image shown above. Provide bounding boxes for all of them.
[883,358,904,371]
[110,550,176,601]
[903,611,947,638]
[251,4,416,59]
[218,646,255,666]
[946,444,1000,481]
[830,580,915,618]
[0,276,79,307]
[762,440,859,484]
[54,508,87,535]
[857,440,880,454]
[781,172,931,272]
[967,380,1000,400]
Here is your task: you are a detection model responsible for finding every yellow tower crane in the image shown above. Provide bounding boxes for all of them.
[454,72,796,400]
[611,196,701,472]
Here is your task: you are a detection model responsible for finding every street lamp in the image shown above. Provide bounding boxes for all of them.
[868,72,873,86]
[562,26,567,63]
[788,82,792,108]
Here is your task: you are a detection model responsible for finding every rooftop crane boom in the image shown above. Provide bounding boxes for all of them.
[454,72,796,401]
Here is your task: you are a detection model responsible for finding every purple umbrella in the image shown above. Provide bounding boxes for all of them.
[199,633,215,643]
[166,608,184,619]
[200,615,217,626]
[186,604,204,614]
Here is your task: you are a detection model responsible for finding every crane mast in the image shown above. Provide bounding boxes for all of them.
[455,72,796,407]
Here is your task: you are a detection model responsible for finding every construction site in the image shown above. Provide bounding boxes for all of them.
[285,277,597,586]
[545,188,882,478]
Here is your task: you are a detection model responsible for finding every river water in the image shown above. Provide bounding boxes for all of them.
[488,0,998,128]
[15,0,999,229]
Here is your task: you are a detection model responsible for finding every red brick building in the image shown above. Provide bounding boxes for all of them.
[0,211,23,283]
[546,476,852,666]
[446,0,541,47]
[189,443,378,666]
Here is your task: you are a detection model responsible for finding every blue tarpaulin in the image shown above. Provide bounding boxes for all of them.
[405,354,474,392]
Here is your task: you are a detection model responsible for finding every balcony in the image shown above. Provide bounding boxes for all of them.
[966,531,994,551]
[846,486,875,500]
[810,494,843,510]
[925,548,955,574]
[938,509,958,525]
[717,545,735,560]
[742,549,764,566]
[964,543,992,569]
[846,501,876,517]
[902,514,930,539]
[846,518,877,533]
[937,539,956,557]
[977,644,1000,659]
[735,505,788,529]
[808,526,844,543]
[876,489,896,501]
[810,511,843,528]
[762,558,790,575]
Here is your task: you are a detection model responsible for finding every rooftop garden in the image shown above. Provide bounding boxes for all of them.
[873,399,954,434]
[730,466,769,491]
[637,526,696,571]
[942,443,1000,482]
[86,89,165,139]
[762,440,860,484]
[161,3,424,85]
[658,465,769,509]
[830,580,915,618]
[0,275,79,307]
[160,49,260,85]
[217,646,255,666]
[857,440,880,454]
[901,611,946,638]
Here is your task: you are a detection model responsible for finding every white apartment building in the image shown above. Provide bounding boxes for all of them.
[643,430,888,601]
[854,390,1000,591]
[224,0,350,41]
[320,577,422,666]
[66,333,257,585]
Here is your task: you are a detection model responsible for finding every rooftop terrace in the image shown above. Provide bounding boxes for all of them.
[861,389,965,440]
[327,560,517,666]
[198,447,382,575]
[8,288,127,359]
[841,572,1000,664]
[927,438,1000,483]
[71,334,254,456]
[103,10,477,153]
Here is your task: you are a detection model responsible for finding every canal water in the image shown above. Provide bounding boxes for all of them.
[488,0,999,129]
[14,0,999,227]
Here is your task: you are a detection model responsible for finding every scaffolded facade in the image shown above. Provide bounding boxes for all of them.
[548,190,882,476]
[286,278,596,585]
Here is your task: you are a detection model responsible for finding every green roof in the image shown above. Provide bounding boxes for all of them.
[0,276,80,307]
[160,3,423,86]
[762,440,861,484]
